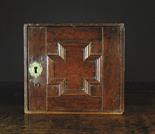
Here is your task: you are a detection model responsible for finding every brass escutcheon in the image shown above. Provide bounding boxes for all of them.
[28,61,43,78]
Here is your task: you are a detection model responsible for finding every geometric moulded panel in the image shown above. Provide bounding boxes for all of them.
[24,24,125,114]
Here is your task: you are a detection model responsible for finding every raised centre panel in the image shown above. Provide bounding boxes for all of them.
[46,27,103,111]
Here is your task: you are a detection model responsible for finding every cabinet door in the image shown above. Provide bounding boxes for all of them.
[24,24,124,114]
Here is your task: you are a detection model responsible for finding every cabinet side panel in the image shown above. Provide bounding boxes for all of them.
[24,25,28,113]
[103,26,124,113]
[27,27,46,111]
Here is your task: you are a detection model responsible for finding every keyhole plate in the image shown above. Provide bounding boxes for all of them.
[29,61,43,78]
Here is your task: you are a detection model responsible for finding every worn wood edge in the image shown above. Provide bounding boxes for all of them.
[24,111,124,115]
[24,24,28,113]
[120,24,125,115]
[122,25,125,114]
[23,23,125,27]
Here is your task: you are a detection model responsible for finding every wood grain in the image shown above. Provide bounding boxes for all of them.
[24,23,125,114]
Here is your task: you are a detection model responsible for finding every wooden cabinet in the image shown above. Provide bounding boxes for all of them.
[24,23,125,114]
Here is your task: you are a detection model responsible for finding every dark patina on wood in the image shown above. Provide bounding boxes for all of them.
[24,23,125,114]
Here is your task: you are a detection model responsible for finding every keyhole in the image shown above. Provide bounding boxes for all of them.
[34,66,38,74]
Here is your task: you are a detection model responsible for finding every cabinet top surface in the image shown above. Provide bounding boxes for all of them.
[24,23,124,27]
